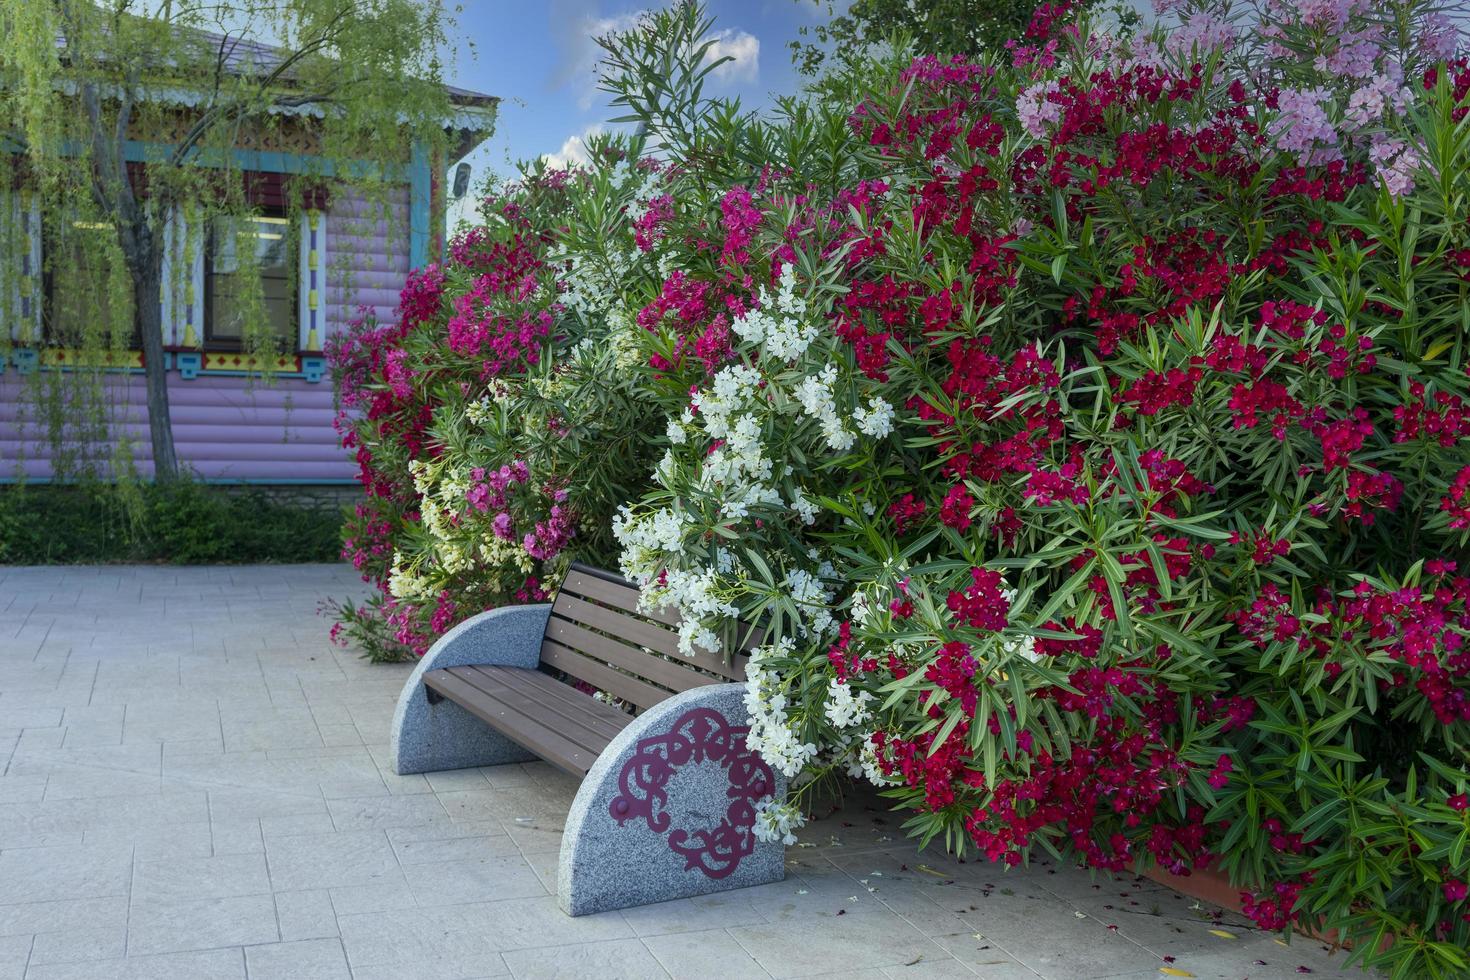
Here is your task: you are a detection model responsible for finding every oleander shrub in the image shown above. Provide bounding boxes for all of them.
[334,1,1470,971]
[327,153,671,658]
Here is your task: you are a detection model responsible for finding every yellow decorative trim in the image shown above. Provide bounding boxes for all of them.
[200,351,300,372]
[308,288,318,311]
[308,248,319,269]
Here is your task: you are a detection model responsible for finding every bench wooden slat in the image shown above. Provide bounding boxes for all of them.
[692,643,745,683]
[543,615,718,692]
[539,639,675,711]
[559,567,682,627]
[422,667,618,777]
[457,665,630,743]
[550,593,685,658]
[448,666,629,752]
[561,562,753,679]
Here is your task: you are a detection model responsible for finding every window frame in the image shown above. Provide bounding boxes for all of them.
[40,217,136,349]
[202,207,299,353]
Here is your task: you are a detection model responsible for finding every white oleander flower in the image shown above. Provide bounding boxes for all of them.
[772,264,806,317]
[464,397,494,426]
[823,677,874,729]
[764,314,818,361]
[793,365,837,420]
[857,734,891,786]
[387,555,430,601]
[731,306,769,345]
[853,396,895,438]
[677,619,721,657]
[793,364,858,451]
[752,797,805,845]
[788,485,818,525]
[743,640,819,777]
[784,566,835,638]
[1001,631,1042,663]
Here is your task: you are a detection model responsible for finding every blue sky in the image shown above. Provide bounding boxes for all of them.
[441,1,831,205]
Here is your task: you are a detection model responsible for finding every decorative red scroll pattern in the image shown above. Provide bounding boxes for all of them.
[609,707,775,879]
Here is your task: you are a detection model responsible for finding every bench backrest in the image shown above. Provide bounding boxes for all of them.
[540,564,750,711]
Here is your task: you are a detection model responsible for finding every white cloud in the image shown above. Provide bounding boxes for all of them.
[541,124,604,170]
[549,2,646,110]
[705,29,760,84]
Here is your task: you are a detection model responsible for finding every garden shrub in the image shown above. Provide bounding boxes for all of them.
[0,481,342,564]
[327,160,668,658]
[333,1,1470,972]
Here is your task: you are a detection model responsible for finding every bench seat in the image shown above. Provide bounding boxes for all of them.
[423,664,632,778]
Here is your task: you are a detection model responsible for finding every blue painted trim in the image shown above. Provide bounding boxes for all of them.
[24,138,411,183]
[188,368,321,383]
[301,355,327,383]
[3,348,323,383]
[10,349,38,375]
[409,141,431,268]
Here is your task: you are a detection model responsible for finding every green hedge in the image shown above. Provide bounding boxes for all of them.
[0,482,344,564]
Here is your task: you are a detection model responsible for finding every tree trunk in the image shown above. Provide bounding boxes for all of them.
[130,222,179,482]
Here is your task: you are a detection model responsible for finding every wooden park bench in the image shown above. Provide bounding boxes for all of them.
[389,563,786,915]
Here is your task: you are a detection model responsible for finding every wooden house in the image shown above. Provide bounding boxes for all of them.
[0,32,494,488]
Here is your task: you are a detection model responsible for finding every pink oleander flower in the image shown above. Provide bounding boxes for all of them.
[398,264,446,328]
[1420,13,1460,62]
[1167,11,1236,56]
[719,186,762,266]
[523,503,575,561]
[633,194,674,252]
[1290,0,1367,32]
[1442,465,1470,528]
[1270,88,1340,163]
[1017,80,1062,139]
[382,348,413,399]
[1316,28,1381,79]
[1206,754,1234,789]
[1345,67,1410,129]
[1369,136,1421,197]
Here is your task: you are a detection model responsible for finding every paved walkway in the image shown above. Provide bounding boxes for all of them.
[0,565,1363,980]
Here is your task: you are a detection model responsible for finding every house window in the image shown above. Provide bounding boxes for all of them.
[204,211,296,351]
[43,220,133,347]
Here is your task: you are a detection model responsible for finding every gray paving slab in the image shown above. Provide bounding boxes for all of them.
[0,565,1367,980]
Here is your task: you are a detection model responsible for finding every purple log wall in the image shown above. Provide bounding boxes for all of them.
[327,185,411,330]
[0,374,350,482]
[0,184,410,484]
